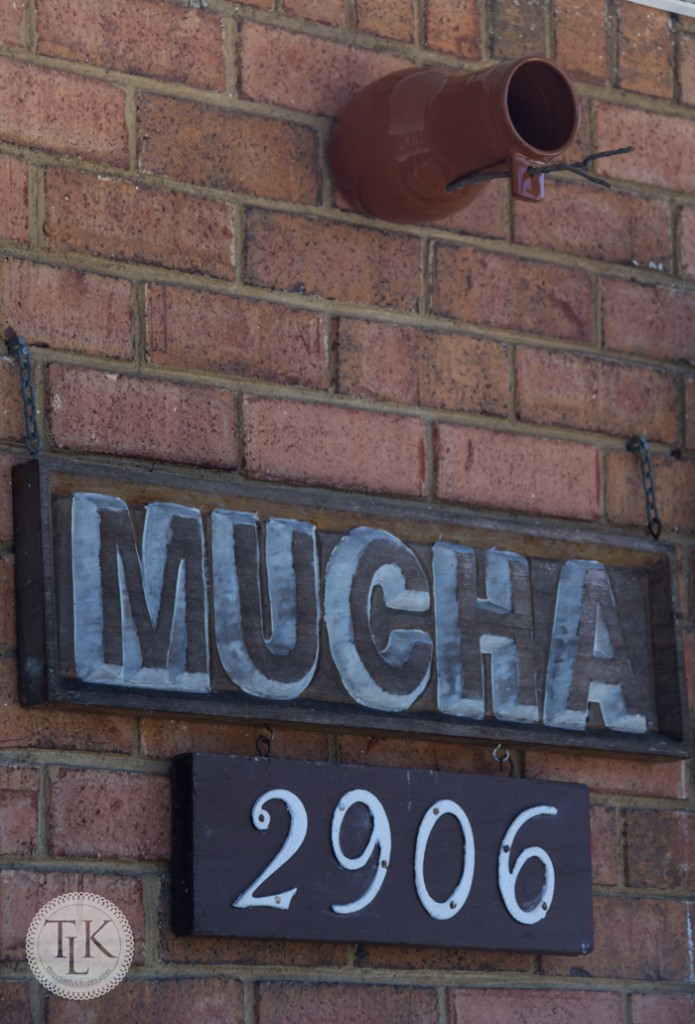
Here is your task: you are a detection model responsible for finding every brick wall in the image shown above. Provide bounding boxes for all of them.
[0,0,694,1021]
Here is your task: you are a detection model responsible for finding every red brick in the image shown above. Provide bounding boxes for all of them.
[2,381,34,454]
[560,96,595,167]
[0,557,15,646]
[543,895,693,980]
[525,748,689,800]
[138,94,321,205]
[47,978,244,1024]
[680,31,695,105]
[146,285,328,389]
[159,880,344,967]
[0,57,127,166]
[591,805,619,886]
[631,994,695,1024]
[513,179,671,270]
[356,0,414,41]
[488,0,548,59]
[48,766,170,860]
[618,2,674,99]
[0,155,28,244]
[140,719,330,762]
[258,982,439,1024]
[1,260,132,359]
[244,396,426,497]
[162,931,345,970]
[283,0,344,26]
[595,103,695,193]
[245,210,421,312]
[356,943,531,973]
[44,169,234,280]
[0,767,38,856]
[687,379,695,450]
[36,0,226,91]
[607,450,695,534]
[0,0,24,45]
[437,179,507,239]
[0,659,135,753]
[516,348,678,443]
[432,245,593,344]
[336,319,509,416]
[0,984,31,1021]
[425,0,481,58]
[602,279,695,364]
[239,22,407,116]
[48,364,238,469]
[554,0,611,85]
[679,205,695,281]
[448,989,623,1024]
[0,870,145,962]
[338,734,501,774]
[684,630,695,709]
[0,455,19,542]
[337,319,419,404]
[0,359,25,445]
[435,424,600,520]
[625,809,695,890]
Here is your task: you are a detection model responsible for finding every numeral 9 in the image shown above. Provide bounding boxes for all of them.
[330,789,391,915]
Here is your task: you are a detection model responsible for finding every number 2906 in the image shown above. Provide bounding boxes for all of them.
[233,787,558,926]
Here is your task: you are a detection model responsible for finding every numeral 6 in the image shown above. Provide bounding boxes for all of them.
[497,804,558,925]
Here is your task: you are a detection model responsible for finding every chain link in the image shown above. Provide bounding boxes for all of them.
[625,435,661,540]
[5,332,43,459]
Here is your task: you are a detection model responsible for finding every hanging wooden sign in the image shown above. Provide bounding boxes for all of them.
[12,456,689,757]
[171,754,593,953]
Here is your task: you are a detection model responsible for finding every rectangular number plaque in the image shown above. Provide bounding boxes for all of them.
[171,754,593,954]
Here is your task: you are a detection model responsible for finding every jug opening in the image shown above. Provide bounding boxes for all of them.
[507,60,578,154]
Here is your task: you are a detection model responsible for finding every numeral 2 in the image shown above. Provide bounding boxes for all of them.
[232,789,307,910]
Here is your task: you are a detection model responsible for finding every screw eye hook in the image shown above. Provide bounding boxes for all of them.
[256,725,275,760]
[492,743,514,777]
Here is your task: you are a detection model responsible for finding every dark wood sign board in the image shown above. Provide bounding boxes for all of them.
[12,456,689,757]
[171,754,593,954]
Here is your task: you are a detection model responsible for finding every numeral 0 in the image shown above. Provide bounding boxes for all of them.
[414,800,475,920]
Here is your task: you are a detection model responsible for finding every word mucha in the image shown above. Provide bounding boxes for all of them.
[69,492,648,735]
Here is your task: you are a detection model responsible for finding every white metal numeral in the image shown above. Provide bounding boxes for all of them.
[330,789,391,915]
[233,788,308,910]
[498,804,558,925]
[414,799,475,920]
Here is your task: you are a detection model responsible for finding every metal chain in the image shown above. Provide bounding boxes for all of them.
[625,435,662,540]
[4,331,43,459]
